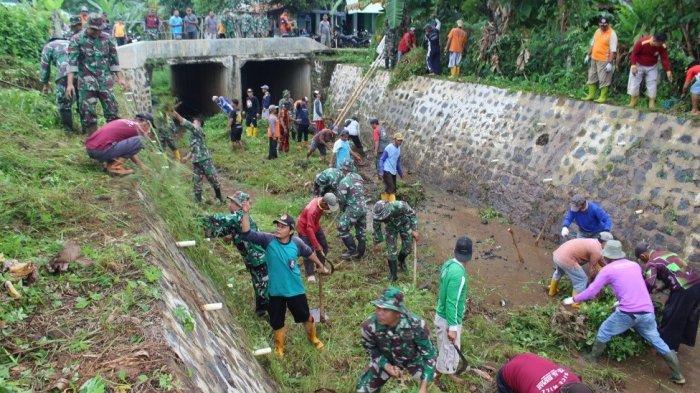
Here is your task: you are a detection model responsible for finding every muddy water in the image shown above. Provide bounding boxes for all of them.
[414,187,698,392]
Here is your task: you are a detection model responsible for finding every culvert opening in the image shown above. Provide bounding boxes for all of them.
[171,62,227,118]
[240,59,310,105]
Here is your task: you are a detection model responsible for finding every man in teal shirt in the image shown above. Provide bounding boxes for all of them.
[331,129,362,168]
[434,236,470,387]
[240,200,328,358]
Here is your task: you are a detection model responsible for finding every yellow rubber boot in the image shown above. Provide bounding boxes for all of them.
[571,290,580,310]
[547,279,559,297]
[252,127,258,137]
[273,328,286,358]
[380,193,388,201]
[648,97,656,109]
[628,96,639,108]
[456,66,461,76]
[304,320,324,350]
[173,149,181,161]
[583,84,596,101]
[388,194,396,202]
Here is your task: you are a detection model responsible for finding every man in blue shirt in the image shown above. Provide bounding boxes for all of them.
[169,10,183,40]
[561,194,612,239]
[379,132,404,202]
[240,200,328,358]
[331,129,362,169]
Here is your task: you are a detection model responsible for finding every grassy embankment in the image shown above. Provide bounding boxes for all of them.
[0,68,180,390]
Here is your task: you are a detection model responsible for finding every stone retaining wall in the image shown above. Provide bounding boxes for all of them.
[328,64,699,262]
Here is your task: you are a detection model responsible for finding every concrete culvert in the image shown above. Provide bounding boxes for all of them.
[171,62,228,117]
[535,133,549,146]
[240,59,310,104]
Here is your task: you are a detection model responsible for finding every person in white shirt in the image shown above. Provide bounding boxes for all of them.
[343,117,365,157]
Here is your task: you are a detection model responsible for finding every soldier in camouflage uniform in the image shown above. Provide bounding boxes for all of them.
[313,167,343,197]
[153,112,182,161]
[204,191,269,315]
[384,26,398,69]
[241,12,255,38]
[66,14,124,134]
[373,200,419,281]
[357,287,436,393]
[337,160,367,260]
[171,110,223,204]
[40,16,83,132]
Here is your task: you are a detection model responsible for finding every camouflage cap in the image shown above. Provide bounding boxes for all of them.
[87,13,104,30]
[373,200,390,221]
[372,287,406,313]
[226,191,250,207]
[69,15,82,26]
[282,89,291,97]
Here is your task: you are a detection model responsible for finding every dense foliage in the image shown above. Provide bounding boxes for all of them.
[0,5,50,61]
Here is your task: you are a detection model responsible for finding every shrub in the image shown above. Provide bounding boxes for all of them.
[388,46,426,88]
[0,5,50,61]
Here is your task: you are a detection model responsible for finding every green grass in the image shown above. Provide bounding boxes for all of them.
[0,88,176,391]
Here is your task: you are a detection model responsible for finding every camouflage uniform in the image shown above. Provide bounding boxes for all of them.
[373,201,418,280]
[313,168,343,196]
[337,172,367,258]
[384,27,397,69]
[183,120,222,203]
[67,22,120,133]
[241,13,254,38]
[204,210,269,313]
[357,288,436,392]
[40,39,76,131]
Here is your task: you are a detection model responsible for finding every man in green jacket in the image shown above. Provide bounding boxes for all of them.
[434,236,471,387]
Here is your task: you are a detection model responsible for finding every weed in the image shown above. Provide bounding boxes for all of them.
[478,206,508,224]
[172,305,196,333]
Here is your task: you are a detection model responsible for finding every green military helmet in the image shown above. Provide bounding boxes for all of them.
[373,200,391,221]
[282,89,291,97]
[87,13,104,30]
[226,191,250,207]
[371,287,406,313]
[339,159,356,174]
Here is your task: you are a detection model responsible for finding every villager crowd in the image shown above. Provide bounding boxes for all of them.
[36,7,698,393]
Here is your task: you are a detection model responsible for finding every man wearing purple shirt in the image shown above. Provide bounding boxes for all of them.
[563,240,685,385]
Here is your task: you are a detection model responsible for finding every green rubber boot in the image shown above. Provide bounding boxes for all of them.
[594,86,609,103]
[583,84,597,101]
[583,340,606,362]
[661,351,686,385]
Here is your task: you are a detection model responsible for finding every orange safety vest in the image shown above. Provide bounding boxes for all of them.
[591,28,614,62]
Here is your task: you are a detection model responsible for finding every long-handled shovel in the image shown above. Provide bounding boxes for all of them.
[310,258,333,323]
[453,343,493,381]
[507,228,525,264]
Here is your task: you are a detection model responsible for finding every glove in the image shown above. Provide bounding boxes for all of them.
[562,297,574,305]
[561,227,570,237]
[604,63,613,72]
[584,54,590,64]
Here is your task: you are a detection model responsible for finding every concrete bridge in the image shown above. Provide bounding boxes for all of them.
[117,37,328,115]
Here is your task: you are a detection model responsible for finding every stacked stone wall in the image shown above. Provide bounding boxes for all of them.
[329,64,699,262]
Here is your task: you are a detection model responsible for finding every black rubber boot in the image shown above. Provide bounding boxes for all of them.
[398,252,408,272]
[355,239,366,259]
[583,340,606,363]
[194,192,203,203]
[59,109,73,132]
[214,187,223,204]
[340,236,357,260]
[661,351,686,384]
[387,259,398,282]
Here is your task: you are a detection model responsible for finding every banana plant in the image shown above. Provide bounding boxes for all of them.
[358,0,405,29]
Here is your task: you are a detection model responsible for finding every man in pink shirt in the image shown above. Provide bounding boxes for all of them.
[563,240,685,385]
[296,193,339,282]
[547,232,612,306]
[681,60,700,115]
[84,113,152,176]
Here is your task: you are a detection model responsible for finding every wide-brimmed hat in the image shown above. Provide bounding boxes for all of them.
[371,287,406,313]
[602,240,626,259]
[69,15,82,26]
[454,236,472,262]
[322,193,339,212]
[226,191,249,207]
[394,132,404,141]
